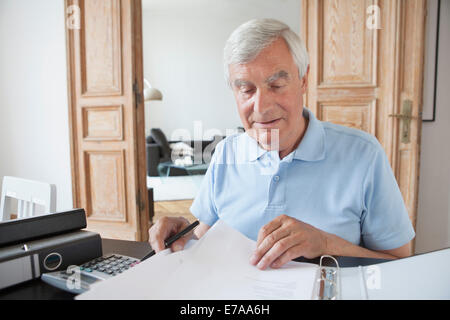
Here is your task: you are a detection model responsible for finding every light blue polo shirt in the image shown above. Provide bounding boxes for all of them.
[190,108,415,251]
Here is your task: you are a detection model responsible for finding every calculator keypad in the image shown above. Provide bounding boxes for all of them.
[80,254,140,277]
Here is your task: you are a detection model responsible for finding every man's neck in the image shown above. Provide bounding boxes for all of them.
[278,117,309,159]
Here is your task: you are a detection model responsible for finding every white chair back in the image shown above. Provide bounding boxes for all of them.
[0,176,56,221]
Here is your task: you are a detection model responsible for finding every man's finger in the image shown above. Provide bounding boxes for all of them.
[250,227,290,266]
[149,217,189,252]
[256,218,283,247]
[169,230,194,252]
[254,236,298,270]
[270,245,304,269]
[150,225,171,252]
[149,222,167,252]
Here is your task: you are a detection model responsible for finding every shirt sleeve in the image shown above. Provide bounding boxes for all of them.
[189,140,224,227]
[360,145,415,251]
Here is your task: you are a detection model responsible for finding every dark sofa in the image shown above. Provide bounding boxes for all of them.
[146,129,224,176]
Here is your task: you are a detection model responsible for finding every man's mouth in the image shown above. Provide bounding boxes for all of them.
[253,118,281,128]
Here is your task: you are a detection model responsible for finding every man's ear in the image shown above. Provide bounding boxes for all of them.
[301,65,310,92]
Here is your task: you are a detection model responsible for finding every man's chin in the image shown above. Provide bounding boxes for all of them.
[247,129,280,151]
[258,142,278,151]
[246,128,280,145]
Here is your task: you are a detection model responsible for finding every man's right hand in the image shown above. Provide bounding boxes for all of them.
[148,216,192,253]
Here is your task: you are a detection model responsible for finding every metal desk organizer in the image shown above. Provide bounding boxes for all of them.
[312,255,341,300]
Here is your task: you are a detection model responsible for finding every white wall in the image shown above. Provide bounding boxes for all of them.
[415,0,450,254]
[0,0,73,211]
[142,0,302,140]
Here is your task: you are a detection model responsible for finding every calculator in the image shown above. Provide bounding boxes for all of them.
[41,254,140,294]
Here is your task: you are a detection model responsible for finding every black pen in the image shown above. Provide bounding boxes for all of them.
[141,220,200,261]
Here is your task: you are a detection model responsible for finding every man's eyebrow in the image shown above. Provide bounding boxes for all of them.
[233,79,253,88]
[265,70,290,83]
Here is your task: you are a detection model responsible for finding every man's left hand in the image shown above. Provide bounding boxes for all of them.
[249,214,328,270]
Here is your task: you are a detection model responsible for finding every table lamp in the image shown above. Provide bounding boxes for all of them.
[143,78,163,101]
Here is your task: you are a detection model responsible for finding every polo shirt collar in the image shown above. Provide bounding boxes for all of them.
[244,107,326,162]
[293,108,326,161]
[245,133,268,162]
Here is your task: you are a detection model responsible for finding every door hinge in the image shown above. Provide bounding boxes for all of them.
[136,189,146,212]
[133,80,142,107]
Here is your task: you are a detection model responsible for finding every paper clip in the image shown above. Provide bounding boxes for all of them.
[314,255,340,300]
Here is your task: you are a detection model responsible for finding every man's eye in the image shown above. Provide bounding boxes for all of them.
[241,88,255,94]
[271,85,283,90]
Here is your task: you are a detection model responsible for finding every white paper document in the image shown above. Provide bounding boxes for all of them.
[77,220,318,300]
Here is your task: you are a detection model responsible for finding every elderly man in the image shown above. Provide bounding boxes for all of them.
[149,19,415,270]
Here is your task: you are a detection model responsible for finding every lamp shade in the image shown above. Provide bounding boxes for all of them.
[144,78,163,101]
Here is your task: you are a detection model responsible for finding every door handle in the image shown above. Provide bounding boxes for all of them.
[388,100,418,144]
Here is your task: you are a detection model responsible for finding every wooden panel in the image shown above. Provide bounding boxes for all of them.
[84,151,127,222]
[66,0,149,241]
[319,0,377,87]
[318,100,376,135]
[82,105,123,140]
[79,0,122,96]
[316,87,377,101]
[398,149,411,206]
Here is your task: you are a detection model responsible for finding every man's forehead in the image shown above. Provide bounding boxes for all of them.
[233,70,290,87]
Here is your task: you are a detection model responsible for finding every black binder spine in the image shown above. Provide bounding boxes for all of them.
[0,209,87,246]
[0,230,102,290]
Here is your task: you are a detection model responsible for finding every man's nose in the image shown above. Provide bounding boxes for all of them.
[253,88,273,115]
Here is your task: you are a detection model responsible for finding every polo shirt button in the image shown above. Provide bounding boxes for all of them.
[273,175,280,182]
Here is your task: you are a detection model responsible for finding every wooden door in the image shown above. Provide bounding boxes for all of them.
[65,0,149,241]
[302,0,426,252]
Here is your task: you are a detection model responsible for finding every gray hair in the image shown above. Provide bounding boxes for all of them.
[223,18,309,86]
